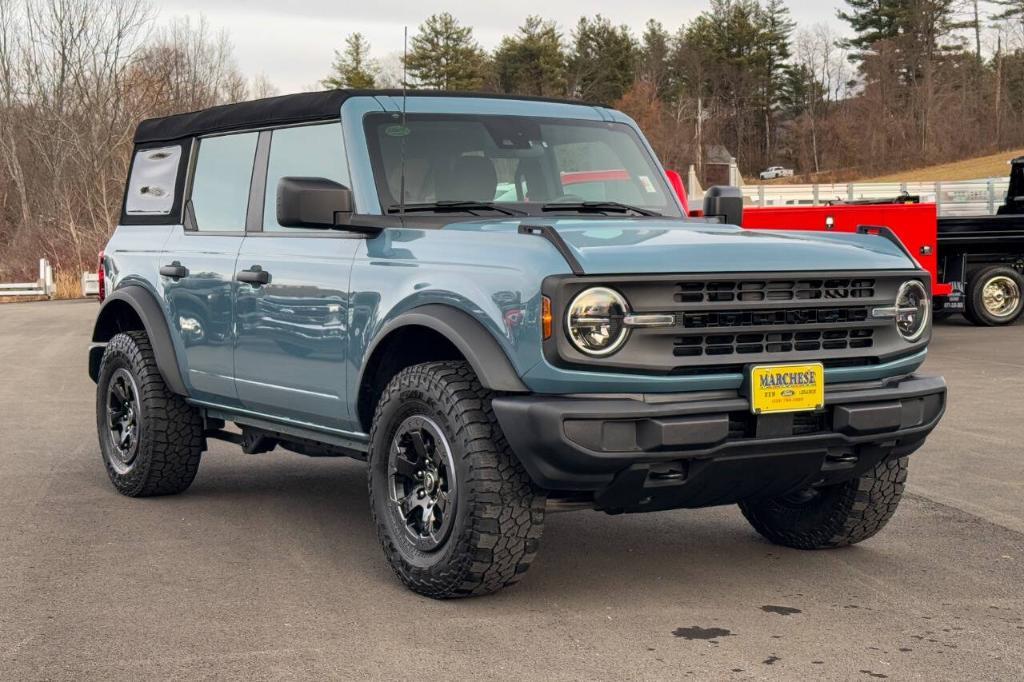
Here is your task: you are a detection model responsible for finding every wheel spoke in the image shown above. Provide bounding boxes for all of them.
[408,429,431,462]
[399,489,423,518]
[434,490,449,516]
[111,379,128,402]
[393,452,420,480]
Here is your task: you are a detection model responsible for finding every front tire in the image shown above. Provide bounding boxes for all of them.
[96,331,205,496]
[964,265,1024,326]
[738,457,908,549]
[368,361,545,598]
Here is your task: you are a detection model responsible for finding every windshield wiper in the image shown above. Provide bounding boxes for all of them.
[386,201,527,216]
[540,201,660,217]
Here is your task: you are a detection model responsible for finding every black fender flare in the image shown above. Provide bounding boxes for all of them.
[358,304,529,394]
[89,286,188,395]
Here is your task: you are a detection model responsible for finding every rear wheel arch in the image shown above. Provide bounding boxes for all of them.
[90,286,187,395]
[356,305,528,432]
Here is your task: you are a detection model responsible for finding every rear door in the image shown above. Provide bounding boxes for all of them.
[233,123,359,429]
[161,132,257,404]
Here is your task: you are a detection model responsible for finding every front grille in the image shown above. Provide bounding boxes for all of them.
[675,278,876,304]
[674,328,874,358]
[546,271,922,374]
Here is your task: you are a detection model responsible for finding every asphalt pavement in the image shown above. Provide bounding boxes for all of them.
[1,300,1021,680]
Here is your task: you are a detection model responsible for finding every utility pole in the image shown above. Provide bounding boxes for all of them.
[973,0,982,61]
[695,95,704,178]
[995,35,1003,146]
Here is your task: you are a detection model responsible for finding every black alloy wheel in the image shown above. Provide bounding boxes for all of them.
[386,415,457,551]
[105,367,142,474]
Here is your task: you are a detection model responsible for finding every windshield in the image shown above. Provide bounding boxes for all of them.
[364,113,681,217]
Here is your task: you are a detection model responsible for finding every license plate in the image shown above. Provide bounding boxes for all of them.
[749,363,824,415]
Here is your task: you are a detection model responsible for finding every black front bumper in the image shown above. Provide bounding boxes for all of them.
[492,374,946,512]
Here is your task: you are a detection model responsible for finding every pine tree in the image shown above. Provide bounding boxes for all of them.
[991,0,1024,32]
[837,0,907,59]
[639,19,672,98]
[761,0,795,161]
[567,15,638,103]
[404,13,487,90]
[492,16,566,97]
[322,33,377,89]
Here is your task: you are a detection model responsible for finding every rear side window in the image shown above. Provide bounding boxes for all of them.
[263,123,349,232]
[190,132,258,232]
[125,146,182,216]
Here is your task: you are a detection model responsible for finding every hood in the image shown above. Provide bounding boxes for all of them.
[444,218,916,274]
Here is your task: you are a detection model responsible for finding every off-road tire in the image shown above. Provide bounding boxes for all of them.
[964,265,1024,326]
[368,361,545,598]
[96,331,204,496]
[738,457,908,549]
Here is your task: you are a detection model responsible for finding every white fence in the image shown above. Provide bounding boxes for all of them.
[0,259,53,299]
[736,178,1010,217]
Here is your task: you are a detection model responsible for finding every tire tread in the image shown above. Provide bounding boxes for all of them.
[97,331,204,497]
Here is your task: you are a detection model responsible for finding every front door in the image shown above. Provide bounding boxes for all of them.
[162,131,257,404]
[233,123,359,428]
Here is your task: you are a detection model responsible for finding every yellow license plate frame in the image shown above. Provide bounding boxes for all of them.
[749,362,825,415]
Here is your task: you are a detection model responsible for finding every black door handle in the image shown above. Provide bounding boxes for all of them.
[236,266,270,286]
[159,262,188,279]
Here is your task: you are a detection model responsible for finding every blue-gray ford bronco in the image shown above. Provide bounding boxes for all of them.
[90,90,946,598]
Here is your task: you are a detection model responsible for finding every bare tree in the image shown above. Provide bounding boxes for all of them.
[0,1,247,279]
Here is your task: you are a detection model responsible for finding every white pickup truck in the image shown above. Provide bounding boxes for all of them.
[759,165,794,180]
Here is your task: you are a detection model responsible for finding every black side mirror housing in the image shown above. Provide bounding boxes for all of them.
[277,177,353,229]
[703,185,745,226]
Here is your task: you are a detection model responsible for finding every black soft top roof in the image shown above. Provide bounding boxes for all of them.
[133,89,599,144]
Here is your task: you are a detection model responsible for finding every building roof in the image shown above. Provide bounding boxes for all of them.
[133,89,599,144]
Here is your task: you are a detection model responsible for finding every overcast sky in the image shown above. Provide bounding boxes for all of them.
[153,0,848,93]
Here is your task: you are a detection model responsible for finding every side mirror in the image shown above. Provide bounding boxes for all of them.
[703,185,744,226]
[277,177,353,229]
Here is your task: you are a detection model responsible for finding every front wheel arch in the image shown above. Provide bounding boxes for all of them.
[356,305,528,431]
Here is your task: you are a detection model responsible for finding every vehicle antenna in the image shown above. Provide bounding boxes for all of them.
[399,26,408,221]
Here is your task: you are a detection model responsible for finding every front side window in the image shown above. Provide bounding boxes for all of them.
[189,132,258,231]
[263,123,350,231]
[364,114,680,218]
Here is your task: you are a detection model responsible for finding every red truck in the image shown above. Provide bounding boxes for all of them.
[671,158,1024,326]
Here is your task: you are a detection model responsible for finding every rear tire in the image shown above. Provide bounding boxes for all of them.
[368,361,545,598]
[964,265,1024,326]
[738,457,907,549]
[96,331,205,496]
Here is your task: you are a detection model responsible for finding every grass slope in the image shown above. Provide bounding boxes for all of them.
[862,149,1024,182]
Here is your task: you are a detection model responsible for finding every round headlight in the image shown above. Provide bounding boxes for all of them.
[566,287,629,356]
[895,280,930,341]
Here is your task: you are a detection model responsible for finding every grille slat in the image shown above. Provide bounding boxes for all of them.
[675,278,875,304]
[673,328,874,358]
[682,306,870,329]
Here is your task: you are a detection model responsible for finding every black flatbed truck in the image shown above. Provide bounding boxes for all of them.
[936,157,1024,325]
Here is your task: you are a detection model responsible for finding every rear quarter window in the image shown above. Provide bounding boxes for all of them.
[125,145,183,217]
